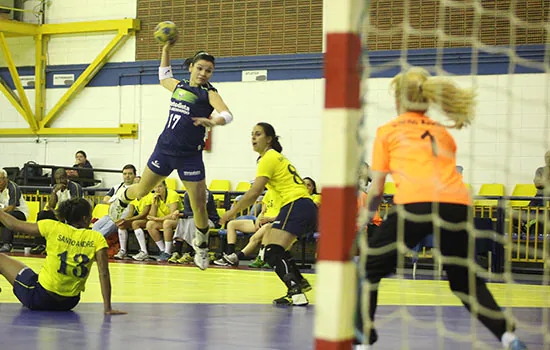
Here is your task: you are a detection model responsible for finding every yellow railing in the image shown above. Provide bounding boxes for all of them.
[23,193,105,211]
[382,202,548,264]
[507,206,549,263]
[21,191,548,264]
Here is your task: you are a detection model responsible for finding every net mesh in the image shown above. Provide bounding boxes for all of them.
[355,0,550,348]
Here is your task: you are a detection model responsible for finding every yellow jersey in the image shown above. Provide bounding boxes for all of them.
[311,194,321,206]
[262,190,283,217]
[153,189,183,217]
[37,220,108,297]
[130,192,154,214]
[256,149,310,207]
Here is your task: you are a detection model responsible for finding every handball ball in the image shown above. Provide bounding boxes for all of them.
[154,21,177,43]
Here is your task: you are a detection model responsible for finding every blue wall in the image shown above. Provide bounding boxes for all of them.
[0,45,545,89]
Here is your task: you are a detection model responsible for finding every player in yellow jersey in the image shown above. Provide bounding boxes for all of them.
[220,123,317,306]
[359,68,525,349]
[0,198,125,314]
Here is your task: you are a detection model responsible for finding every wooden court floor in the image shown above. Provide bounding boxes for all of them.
[0,256,548,349]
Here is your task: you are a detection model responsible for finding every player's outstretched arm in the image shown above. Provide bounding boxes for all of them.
[0,211,40,236]
[208,91,233,126]
[96,248,127,315]
[159,42,179,92]
[220,177,268,226]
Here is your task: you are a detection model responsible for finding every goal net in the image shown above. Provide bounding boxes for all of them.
[316,1,550,349]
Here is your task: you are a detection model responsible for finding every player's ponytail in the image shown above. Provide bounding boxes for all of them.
[56,198,92,226]
[184,51,215,68]
[257,122,283,153]
[391,67,475,129]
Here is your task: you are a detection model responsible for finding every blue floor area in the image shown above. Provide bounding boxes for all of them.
[0,304,545,349]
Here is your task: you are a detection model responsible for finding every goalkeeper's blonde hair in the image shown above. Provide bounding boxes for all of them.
[391,67,475,129]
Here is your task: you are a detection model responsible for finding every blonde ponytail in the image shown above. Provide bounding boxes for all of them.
[391,68,475,129]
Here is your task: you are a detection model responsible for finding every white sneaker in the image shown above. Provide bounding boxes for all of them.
[109,198,127,222]
[213,257,230,266]
[113,250,127,260]
[132,251,149,261]
[291,292,309,306]
[222,252,239,266]
[108,187,131,221]
[192,238,209,270]
[353,345,371,350]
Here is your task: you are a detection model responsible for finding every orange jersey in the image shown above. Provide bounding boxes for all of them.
[358,191,382,226]
[371,112,470,206]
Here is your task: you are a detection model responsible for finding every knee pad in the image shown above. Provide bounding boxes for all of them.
[264,244,285,268]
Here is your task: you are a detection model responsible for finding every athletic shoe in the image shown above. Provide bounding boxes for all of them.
[176,252,194,264]
[300,278,312,293]
[353,345,371,350]
[192,238,209,270]
[222,252,239,266]
[248,256,264,268]
[509,339,528,350]
[157,251,171,262]
[132,251,149,261]
[273,286,309,306]
[213,257,230,266]
[108,187,131,221]
[262,262,272,269]
[108,198,127,222]
[168,252,181,263]
[113,250,127,260]
[0,243,12,253]
[30,244,46,255]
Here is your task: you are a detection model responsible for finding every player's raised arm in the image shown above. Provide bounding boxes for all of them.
[159,42,179,92]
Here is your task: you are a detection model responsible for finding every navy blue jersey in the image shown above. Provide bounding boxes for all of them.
[156,79,217,155]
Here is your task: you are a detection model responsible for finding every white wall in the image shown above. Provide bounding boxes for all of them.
[0,79,325,189]
[362,73,550,194]
[0,73,548,193]
[0,0,548,194]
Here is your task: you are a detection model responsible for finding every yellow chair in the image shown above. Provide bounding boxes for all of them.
[209,180,231,206]
[235,181,251,192]
[26,201,40,223]
[92,203,110,220]
[384,182,396,195]
[473,184,504,207]
[165,178,179,191]
[211,208,227,232]
[509,184,537,207]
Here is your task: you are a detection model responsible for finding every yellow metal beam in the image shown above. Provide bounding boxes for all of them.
[0,124,138,138]
[34,34,47,123]
[0,77,32,121]
[0,33,37,130]
[0,19,38,37]
[0,18,141,137]
[40,32,130,128]
[40,19,140,35]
